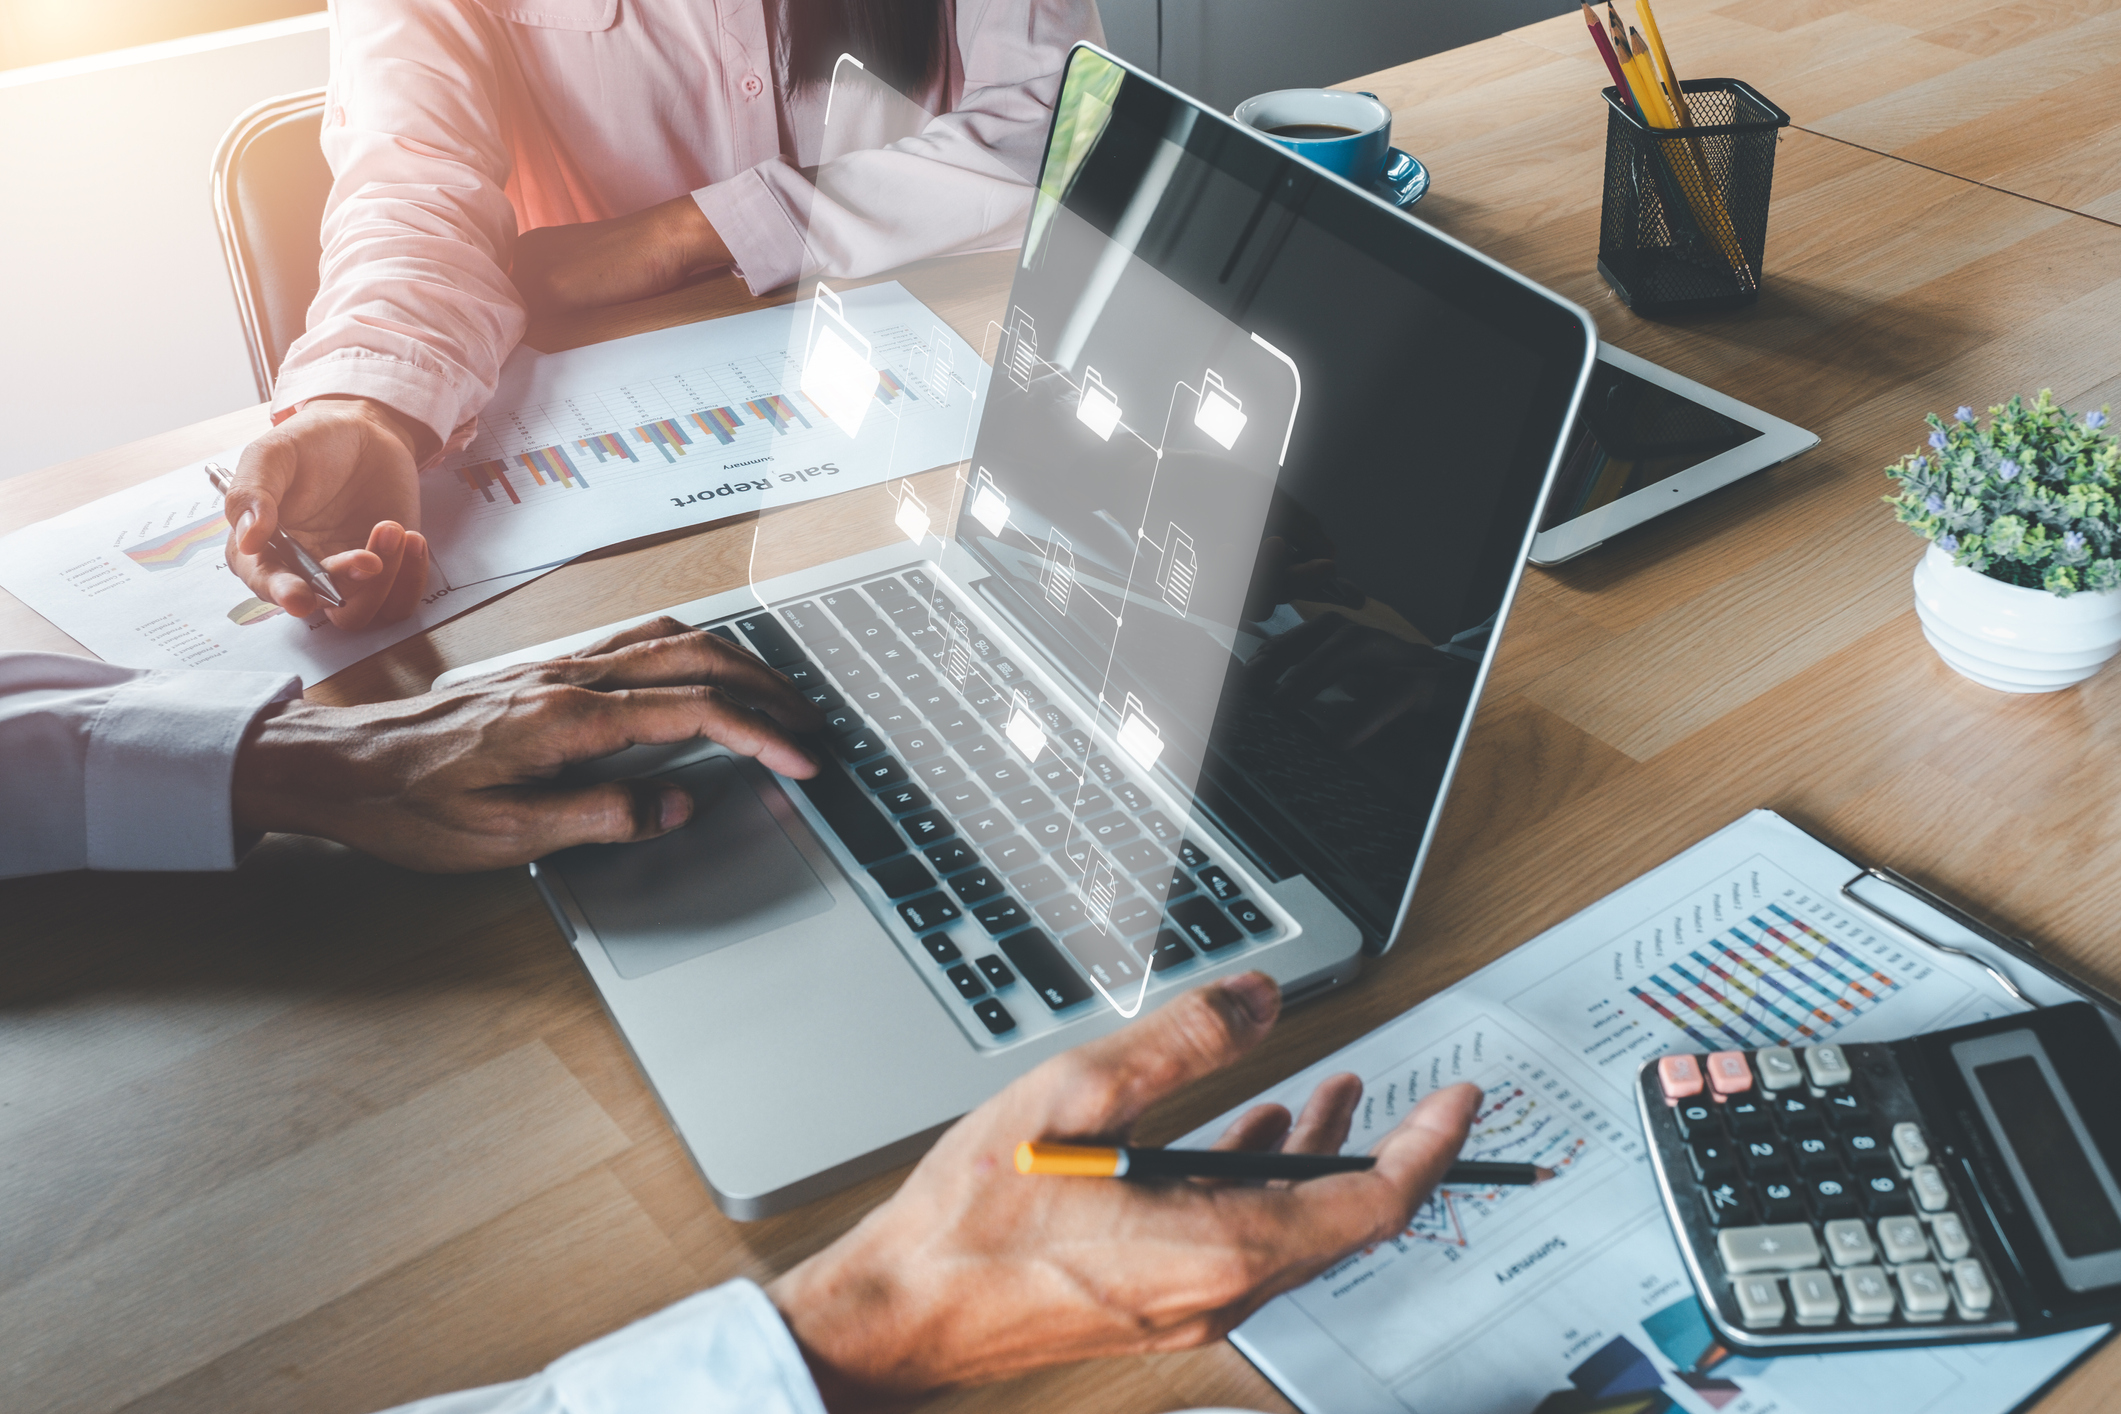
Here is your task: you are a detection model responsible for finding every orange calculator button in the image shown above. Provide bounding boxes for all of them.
[1657,1054,1705,1103]
[1706,1050,1754,1096]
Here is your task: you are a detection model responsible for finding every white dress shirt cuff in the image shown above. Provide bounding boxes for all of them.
[693,166,811,296]
[546,1279,827,1414]
[83,668,301,872]
[271,351,478,462]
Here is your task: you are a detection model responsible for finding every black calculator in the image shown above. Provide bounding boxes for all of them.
[1636,1001,2121,1353]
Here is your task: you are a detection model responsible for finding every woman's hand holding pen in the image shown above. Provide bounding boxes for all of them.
[222,396,435,630]
[768,974,1481,1411]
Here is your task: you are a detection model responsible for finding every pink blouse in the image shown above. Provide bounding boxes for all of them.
[273,0,1101,457]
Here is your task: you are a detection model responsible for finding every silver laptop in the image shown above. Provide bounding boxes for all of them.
[437,45,1598,1218]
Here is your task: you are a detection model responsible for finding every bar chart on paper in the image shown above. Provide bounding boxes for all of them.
[1508,857,1970,1080]
[420,283,986,584]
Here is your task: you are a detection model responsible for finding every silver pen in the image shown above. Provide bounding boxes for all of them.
[204,463,344,609]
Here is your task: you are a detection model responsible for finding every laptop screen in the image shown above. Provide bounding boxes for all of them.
[955,48,1591,943]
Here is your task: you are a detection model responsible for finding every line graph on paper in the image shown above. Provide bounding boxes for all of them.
[1406,1067,1593,1247]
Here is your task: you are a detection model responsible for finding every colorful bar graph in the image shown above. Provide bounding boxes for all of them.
[124,511,230,571]
[1632,905,1901,1049]
[517,444,588,488]
[689,406,744,445]
[875,368,917,404]
[634,418,693,462]
[746,393,810,433]
[576,432,638,463]
[458,459,521,504]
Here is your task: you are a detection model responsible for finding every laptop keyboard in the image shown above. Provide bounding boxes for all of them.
[730,568,1283,1045]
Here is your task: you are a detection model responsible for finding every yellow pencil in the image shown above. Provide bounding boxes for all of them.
[1618,24,1751,284]
[1625,5,1754,287]
[1633,0,1692,124]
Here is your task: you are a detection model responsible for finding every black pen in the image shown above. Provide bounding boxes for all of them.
[1015,1143,1556,1185]
[204,462,344,608]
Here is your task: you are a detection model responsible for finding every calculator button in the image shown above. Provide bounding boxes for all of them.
[1792,1135,1838,1171]
[1823,1218,1877,1267]
[1690,1139,1740,1182]
[1821,1088,1869,1124]
[1804,1043,1854,1089]
[1757,1046,1805,1091]
[1932,1211,1973,1261]
[1716,1223,1821,1273]
[1757,1178,1807,1224]
[1893,1122,1932,1169]
[1724,1098,1773,1137]
[1808,1174,1860,1220]
[1790,1268,1841,1326]
[1703,1179,1753,1226]
[1658,1054,1706,1102]
[1674,1101,1719,1140]
[1877,1215,1930,1264]
[1706,1051,1754,1095]
[1772,1094,1824,1133]
[1842,1129,1889,1168]
[1863,1171,1913,1217]
[1739,1137,1786,1172]
[1897,1262,1951,1320]
[1951,1258,1994,1315]
[1732,1274,1787,1328]
[1844,1265,1896,1323]
[1911,1164,1950,1212]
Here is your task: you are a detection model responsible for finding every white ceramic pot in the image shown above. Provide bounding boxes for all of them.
[1912,543,2121,692]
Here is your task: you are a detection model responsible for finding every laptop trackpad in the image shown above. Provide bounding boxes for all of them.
[550,756,835,980]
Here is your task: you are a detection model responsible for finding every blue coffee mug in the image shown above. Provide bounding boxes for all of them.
[1232,88,1393,182]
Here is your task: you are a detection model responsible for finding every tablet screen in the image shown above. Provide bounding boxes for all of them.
[1539,358,1763,530]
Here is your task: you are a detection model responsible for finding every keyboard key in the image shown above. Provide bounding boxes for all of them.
[904,624,949,661]
[1114,839,1165,872]
[920,933,961,964]
[1036,702,1073,734]
[1175,838,1211,868]
[1010,863,1066,902]
[899,810,953,848]
[741,611,808,660]
[1950,1258,1993,1315]
[1001,785,1053,820]
[868,857,935,899]
[863,576,912,608]
[1054,838,1096,877]
[877,784,929,815]
[1757,1178,1806,1225]
[1022,814,1071,849]
[1138,809,1182,844]
[912,756,968,790]
[978,760,1030,792]
[1063,926,1145,991]
[1658,1055,1706,1102]
[975,955,1015,990]
[890,728,949,763]
[1823,1218,1876,1267]
[1195,864,1241,901]
[1084,812,1139,846]
[1036,894,1086,933]
[963,676,1008,717]
[1877,1215,1929,1264]
[825,660,876,692]
[1087,755,1124,785]
[957,823,1019,870]
[1702,1178,1753,1226]
[832,729,889,762]
[886,662,937,693]
[989,656,1024,682]
[897,893,960,932]
[1066,788,1112,819]
[1228,899,1272,934]
[1140,868,1195,904]
[948,868,1004,904]
[1706,1051,1754,1096]
[1844,1265,1895,1323]
[1932,1211,1973,1261]
[820,588,879,625]
[1808,1174,1859,1220]
[1757,1046,1804,1091]
[1107,894,1161,937]
[946,963,986,999]
[959,736,1006,771]
[936,781,988,814]
[903,568,935,595]
[1672,1101,1718,1140]
[794,680,844,713]
[1061,728,1092,757]
[1862,1170,1912,1217]
[971,996,1013,1038]
[960,808,1013,845]
[856,756,910,791]
[1804,1043,1853,1089]
[820,705,864,737]
[924,839,978,874]
[1032,758,1077,792]
[1897,1262,1951,1320]
[1716,1223,1821,1273]
[934,709,982,741]
[1112,781,1151,812]
[854,685,905,721]
[1732,1274,1785,1329]
[999,929,1094,1011]
[1139,929,1195,971]
[1892,1122,1932,1168]
[1790,1268,1840,1326]
[1168,897,1242,951]
[1911,1164,1950,1212]
[973,896,1030,935]
[795,767,902,864]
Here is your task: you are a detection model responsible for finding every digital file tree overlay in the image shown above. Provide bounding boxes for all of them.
[1886,391,2120,595]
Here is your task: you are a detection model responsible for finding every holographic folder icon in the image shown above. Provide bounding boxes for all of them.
[1004,689,1048,760]
[1193,369,1247,450]
[1117,693,1163,771]
[893,482,932,543]
[969,467,1009,536]
[1076,367,1122,440]
[800,282,879,436]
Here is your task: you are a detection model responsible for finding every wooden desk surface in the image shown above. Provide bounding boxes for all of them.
[7,2,2121,1411]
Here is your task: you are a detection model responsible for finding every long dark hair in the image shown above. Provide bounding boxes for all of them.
[782,0,946,95]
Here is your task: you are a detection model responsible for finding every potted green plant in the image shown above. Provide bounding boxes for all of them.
[1886,391,2121,692]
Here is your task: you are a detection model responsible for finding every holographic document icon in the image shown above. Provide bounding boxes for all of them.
[1005,307,1039,390]
[1085,852,1121,934]
[1004,690,1048,760]
[1076,367,1122,440]
[923,323,956,403]
[969,467,1009,536]
[945,639,972,684]
[893,482,932,543]
[1042,529,1076,614]
[1116,692,1163,771]
[1194,369,1247,450]
[1158,524,1197,615]
[800,283,880,436]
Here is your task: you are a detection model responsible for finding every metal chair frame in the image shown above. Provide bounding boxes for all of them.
[210,87,330,403]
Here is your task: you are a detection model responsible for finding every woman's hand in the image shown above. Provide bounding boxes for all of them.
[512,195,736,313]
[769,973,1480,1409]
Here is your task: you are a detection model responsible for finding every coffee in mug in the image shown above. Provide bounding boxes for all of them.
[1232,88,1393,183]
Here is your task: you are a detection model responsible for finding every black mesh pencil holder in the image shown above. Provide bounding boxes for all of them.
[1597,79,1789,315]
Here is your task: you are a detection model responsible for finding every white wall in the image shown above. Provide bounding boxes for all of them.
[0,15,329,481]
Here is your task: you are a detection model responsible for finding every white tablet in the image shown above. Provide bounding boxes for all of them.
[1528,342,1818,565]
